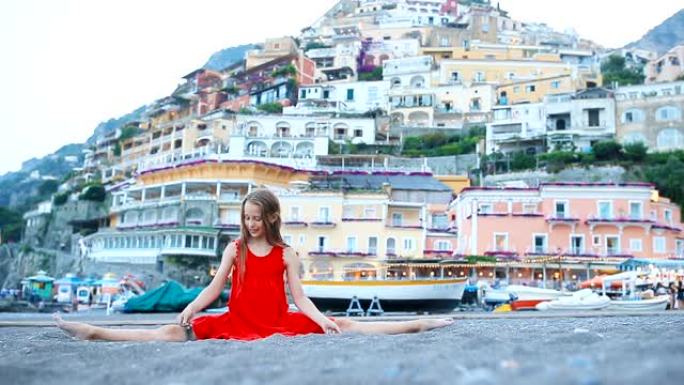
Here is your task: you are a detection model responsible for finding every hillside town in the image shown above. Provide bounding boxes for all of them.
[7,0,684,306]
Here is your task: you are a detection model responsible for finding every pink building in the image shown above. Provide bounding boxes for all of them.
[452,182,684,260]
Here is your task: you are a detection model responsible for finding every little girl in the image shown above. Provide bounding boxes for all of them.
[55,189,453,341]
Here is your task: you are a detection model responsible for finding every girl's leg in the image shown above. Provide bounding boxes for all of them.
[334,317,453,335]
[53,314,188,342]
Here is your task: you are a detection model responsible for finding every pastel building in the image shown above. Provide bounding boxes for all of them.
[87,160,310,268]
[614,81,684,151]
[279,172,455,280]
[645,45,684,84]
[452,183,684,261]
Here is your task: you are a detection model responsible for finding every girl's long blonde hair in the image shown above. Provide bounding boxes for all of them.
[235,189,287,282]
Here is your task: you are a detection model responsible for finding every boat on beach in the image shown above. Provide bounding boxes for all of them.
[301,277,467,313]
[601,271,670,311]
[483,283,571,309]
[535,289,611,311]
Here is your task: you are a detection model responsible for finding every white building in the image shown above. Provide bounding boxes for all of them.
[545,88,616,152]
[289,81,390,115]
[486,102,546,154]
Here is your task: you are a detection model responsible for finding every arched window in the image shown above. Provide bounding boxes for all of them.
[390,77,401,88]
[656,128,684,150]
[622,108,645,123]
[655,106,681,122]
[622,132,647,145]
[386,237,396,255]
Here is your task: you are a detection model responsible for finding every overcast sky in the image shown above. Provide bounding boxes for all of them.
[0,0,681,176]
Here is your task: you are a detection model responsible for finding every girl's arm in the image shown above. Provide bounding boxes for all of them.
[284,247,340,333]
[177,242,237,325]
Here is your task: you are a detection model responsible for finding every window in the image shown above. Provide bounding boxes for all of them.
[653,237,666,253]
[317,236,328,252]
[605,236,620,255]
[656,129,684,150]
[494,233,508,251]
[318,207,330,222]
[593,235,601,247]
[403,238,415,252]
[474,72,485,82]
[322,89,330,99]
[554,201,568,218]
[533,234,548,253]
[598,201,613,219]
[655,106,681,121]
[368,237,378,255]
[622,109,644,123]
[283,235,293,245]
[525,85,536,93]
[346,89,354,101]
[392,212,403,226]
[354,129,363,138]
[570,235,584,254]
[450,72,459,82]
[386,238,396,255]
[299,235,305,246]
[664,209,672,224]
[523,203,537,214]
[363,207,376,218]
[479,203,492,214]
[300,89,306,99]
[629,239,643,252]
[346,236,357,252]
[435,241,451,251]
[431,214,449,229]
[676,240,684,257]
[629,202,642,220]
[290,206,300,221]
[588,109,600,127]
[513,86,520,93]
[551,81,560,89]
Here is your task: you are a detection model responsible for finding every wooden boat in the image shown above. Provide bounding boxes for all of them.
[301,277,467,313]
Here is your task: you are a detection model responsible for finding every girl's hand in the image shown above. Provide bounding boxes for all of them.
[177,305,196,327]
[319,318,341,335]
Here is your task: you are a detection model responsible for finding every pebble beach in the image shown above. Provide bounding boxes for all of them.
[1,311,683,385]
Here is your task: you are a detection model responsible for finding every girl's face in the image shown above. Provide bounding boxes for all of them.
[244,201,265,239]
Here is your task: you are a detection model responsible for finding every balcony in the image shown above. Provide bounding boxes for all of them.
[483,250,520,261]
[585,216,655,231]
[385,222,424,230]
[283,221,308,228]
[423,249,454,258]
[546,216,580,230]
[341,217,383,222]
[309,221,336,228]
[307,250,376,258]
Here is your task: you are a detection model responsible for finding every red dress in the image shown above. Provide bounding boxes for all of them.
[191,242,324,340]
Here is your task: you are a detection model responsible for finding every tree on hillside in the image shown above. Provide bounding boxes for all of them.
[601,55,644,87]
[591,140,623,161]
[0,207,24,242]
[645,156,684,208]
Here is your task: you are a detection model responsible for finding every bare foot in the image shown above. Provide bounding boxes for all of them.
[419,318,454,332]
[53,313,97,340]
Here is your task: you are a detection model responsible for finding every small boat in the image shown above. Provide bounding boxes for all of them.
[302,277,467,313]
[602,271,669,311]
[535,289,611,311]
[608,295,669,311]
[483,284,570,309]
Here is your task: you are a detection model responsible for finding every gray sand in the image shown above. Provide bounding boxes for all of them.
[1,312,683,385]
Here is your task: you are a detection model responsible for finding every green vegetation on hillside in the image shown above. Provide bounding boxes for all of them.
[401,127,485,157]
[487,140,684,208]
[0,206,23,242]
[601,55,644,87]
